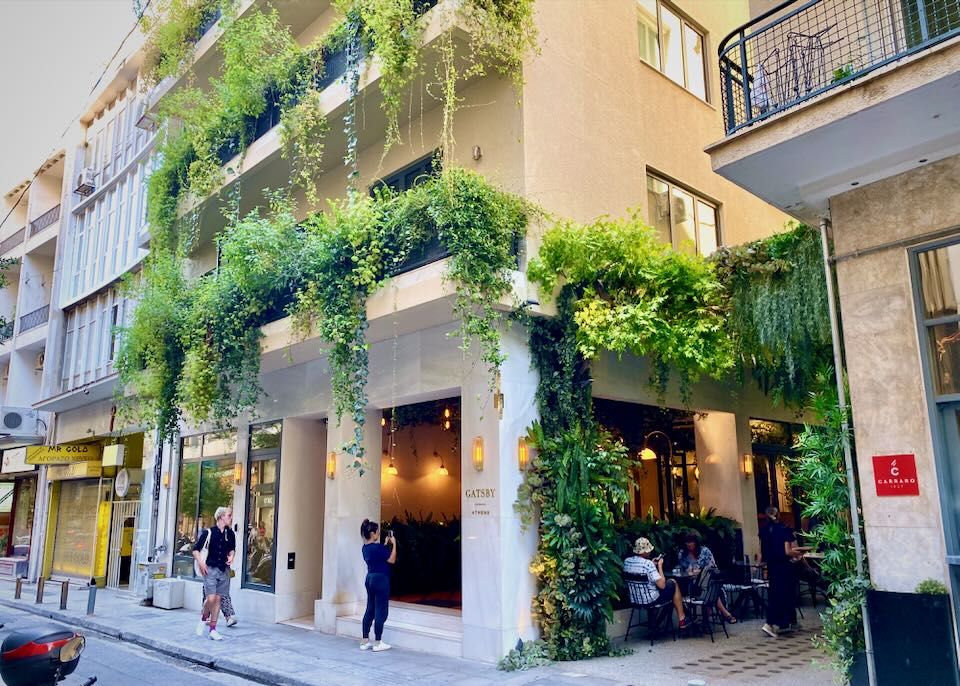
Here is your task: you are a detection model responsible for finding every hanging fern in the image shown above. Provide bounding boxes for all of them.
[712,222,833,407]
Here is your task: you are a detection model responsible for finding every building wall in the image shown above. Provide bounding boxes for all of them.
[521,0,788,245]
[829,153,960,590]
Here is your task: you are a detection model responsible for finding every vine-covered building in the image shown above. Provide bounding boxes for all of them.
[8,0,812,663]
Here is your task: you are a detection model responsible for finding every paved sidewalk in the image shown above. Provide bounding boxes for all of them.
[0,581,612,686]
[0,580,836,686]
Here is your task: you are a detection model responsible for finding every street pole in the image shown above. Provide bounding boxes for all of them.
[819,216,877,686]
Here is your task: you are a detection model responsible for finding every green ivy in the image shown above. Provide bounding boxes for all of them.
[516,288,632,662]
[528,211,733,401]
[140,0,227,86]
[713,223,833,407]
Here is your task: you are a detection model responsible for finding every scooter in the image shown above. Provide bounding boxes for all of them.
[0,625,96,686]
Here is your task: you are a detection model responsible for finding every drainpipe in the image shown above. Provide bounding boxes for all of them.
[819,216,877,686]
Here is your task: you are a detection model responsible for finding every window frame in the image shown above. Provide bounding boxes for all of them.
[645,172,721,256]
[242,421,282,592]
[173,431,238,581]
[636,0,709,102]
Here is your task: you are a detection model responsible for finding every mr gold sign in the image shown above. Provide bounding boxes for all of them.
[26,444,102,465]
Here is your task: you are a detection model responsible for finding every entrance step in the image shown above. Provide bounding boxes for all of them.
[282,615,315,630]
[336,604,462,657]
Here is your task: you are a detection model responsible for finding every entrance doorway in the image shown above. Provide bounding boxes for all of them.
[51,479,103,579]
[381,397,461,609]
[750,419,804,530]
[107,500,140,589]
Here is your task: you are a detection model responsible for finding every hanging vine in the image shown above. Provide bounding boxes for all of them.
[712,222,833,407]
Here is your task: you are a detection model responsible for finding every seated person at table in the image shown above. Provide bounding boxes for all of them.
[624,537,691,629]
[677,531,737,623]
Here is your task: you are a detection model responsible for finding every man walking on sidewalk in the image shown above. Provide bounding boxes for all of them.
[193,506,236,641]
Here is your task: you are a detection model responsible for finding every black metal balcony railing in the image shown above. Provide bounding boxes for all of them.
[720,0,960,134]
[18,305,49,334]
[28,204,60,237]
[0,228,25,255]
[0,321,13,344]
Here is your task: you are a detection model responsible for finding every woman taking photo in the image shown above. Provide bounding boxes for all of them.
[359,519,397,651]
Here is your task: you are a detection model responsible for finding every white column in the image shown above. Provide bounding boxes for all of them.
[694,411,758,560]
[315,409,382,632]
[461,325,539,662]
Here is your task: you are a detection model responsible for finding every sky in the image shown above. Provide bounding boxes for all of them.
[0,0,136,194]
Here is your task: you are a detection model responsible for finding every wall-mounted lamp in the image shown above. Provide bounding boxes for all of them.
[472,436,484,471]
[444,419,451,431]
[517,436,529,472]
[471,145,482,161]
[443,408,451,419]
[435,451,448,477]
[162,472,171,488]
[742,453,754,479]
[327,451,337,480]
[233,462,243,485]
[694,466,700,481]
[381,416,386,427]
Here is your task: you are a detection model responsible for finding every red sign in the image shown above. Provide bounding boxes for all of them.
[873,454,920,496]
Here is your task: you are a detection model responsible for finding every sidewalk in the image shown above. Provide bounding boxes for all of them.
[0,581,614,686]
[0,580,835,686]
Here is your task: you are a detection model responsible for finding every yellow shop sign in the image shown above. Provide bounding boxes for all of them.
[26,444,102,465]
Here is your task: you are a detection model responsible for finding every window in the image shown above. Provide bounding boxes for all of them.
[636,0,707,100]
[173,431,238,579]
[371,152,440,195]
[60,287,129,392]
[243,421,281,590]
[646,174,720,256]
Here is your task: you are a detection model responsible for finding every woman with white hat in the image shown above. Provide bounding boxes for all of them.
[624,536,691,629]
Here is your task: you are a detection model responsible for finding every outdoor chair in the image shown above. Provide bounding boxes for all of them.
[623,572,675,646]
[724,562,766,620]
[685,568,730,642]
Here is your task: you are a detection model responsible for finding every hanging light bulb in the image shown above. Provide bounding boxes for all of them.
[383,449,398,476]
[435,451,448,476]
[381,416,386,427]
[444,407,451,419]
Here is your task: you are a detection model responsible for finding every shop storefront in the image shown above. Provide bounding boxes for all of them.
[0,448,39,578]
[243,421,281,591]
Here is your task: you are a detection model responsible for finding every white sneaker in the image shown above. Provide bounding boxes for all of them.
[225,616,238,627]
[196,620,208,636]
[372,641,391,652]
[761,623,778,638]
[360,641,371,651]
[209,629,224,641]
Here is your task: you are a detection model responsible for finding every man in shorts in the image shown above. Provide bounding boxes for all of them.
[193,506,236,641]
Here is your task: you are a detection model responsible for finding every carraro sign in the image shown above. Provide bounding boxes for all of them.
[873,454,920,496]
[26,444,102,465]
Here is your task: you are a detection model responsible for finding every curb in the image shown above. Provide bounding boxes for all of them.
[0,597,311,686]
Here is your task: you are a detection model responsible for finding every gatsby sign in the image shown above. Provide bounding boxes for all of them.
[26,444,101,465]
[873,454,920,496]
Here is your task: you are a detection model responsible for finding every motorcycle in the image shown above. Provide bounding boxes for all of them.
[0,625,96,686]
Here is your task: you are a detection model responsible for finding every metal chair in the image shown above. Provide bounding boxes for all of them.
[724,562,767,620]
[686,568,730,643]
[624,572,675,646]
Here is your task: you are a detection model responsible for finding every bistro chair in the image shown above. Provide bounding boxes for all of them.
[623,572,675,646]
[685,568,730,642]
[724,562,766,620]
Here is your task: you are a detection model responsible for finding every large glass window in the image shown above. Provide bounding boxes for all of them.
[918,244,960,395]
[244,421,281,590]
[173,431,237,579]
[646,173,720,255]
[636,0,708,101]
[10,477,36,559]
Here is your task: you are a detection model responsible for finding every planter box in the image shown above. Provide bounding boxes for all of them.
[867,589,960,686]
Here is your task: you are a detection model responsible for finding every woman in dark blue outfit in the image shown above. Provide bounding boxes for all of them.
[359,519,397,651]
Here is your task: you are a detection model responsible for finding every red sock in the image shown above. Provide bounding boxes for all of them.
[209,621,217,630]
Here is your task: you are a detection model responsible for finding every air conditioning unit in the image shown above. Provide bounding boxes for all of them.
[1,408,38,434]
[75,167,96,196]
[34,351,45,371]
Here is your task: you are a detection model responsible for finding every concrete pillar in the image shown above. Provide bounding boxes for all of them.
[460,325,539,662]
[695,411,758,560]
[315,409,382,632]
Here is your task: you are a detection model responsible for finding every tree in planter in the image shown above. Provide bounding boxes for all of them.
[786,367,868,680]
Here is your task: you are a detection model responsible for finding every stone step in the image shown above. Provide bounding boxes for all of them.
[336,608,462,658]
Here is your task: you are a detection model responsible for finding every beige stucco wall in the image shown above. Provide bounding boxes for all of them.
[830,153,960,591]
[521,0,789,245]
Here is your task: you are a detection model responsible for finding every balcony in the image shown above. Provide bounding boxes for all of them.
[0,321,13,344]
[18,305,49,334]
[709,0,960,222]
[28,205,60,237]
[0,228,25,256]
